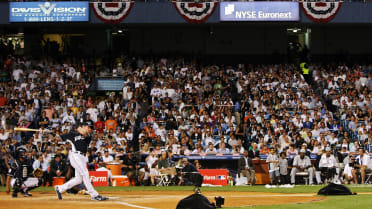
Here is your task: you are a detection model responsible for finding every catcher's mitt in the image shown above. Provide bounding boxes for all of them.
[33,168,43,178]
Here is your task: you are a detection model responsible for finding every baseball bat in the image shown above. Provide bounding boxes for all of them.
[14,127,51,132]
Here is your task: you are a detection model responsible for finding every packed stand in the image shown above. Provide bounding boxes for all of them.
[0,54,371,187]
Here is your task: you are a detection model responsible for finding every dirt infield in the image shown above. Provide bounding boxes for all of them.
[0,191,326,209]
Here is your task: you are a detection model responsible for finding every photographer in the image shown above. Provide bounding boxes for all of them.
[179,158,199,186]
[122,152,140,186]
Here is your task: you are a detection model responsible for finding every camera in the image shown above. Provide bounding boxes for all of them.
[215,196,225,208]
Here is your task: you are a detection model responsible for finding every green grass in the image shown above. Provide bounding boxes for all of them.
[225,195,372,209]
[1,185,371,209]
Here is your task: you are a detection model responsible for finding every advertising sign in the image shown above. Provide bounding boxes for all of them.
[199,169,229,186]
[89,171,108,187]
[9,1,89,22]
[220,2,299,21]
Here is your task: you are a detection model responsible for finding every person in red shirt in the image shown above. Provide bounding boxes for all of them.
[94,117,105,136]
[85,96,94,108]
[0,92,8,107]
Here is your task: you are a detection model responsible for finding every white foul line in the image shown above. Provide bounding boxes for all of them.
[116,201,156,209]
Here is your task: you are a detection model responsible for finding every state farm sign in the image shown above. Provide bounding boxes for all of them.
[89,171,108,186]
[199,169,229,186]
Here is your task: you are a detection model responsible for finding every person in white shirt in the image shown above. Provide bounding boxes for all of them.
[102,150,114,163]
[146,150,158,169]
[266,148,279,185]
[216,142,230,154]
[319,147,338,183]
[343,155,358,184]
[0,129,9,141]
[205,143,217,154]
[96,162,114,186]
[356,148,371,184]
[12,67,23,82]
[290,149,314,185]
[62,110,76,125]
[155,124,167,142]
[32,155,49,172]
[97,99,108,112]
[32,155,49,186]
[86,104,98,123]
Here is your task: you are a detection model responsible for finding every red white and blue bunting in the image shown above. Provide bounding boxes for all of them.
[172,1,218,24]
[301,1,342,23]
[91,1,134,24]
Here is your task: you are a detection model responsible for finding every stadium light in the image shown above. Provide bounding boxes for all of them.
[287,28,302,33]
[118,29,123,33]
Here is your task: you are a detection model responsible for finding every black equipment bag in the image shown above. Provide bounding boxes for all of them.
[318,183,356,195]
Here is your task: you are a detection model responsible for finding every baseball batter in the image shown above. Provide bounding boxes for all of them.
[55,123,107,201]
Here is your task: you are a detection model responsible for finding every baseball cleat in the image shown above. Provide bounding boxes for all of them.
[91,195,108,201]
[21,191,32,197]
[55,186,62,200]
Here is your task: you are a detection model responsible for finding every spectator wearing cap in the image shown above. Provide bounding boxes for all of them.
[319,147,338,183]
[49,154,68,187]
[290,149,314,185]
[102,149,114,163]
[179,157,198,186]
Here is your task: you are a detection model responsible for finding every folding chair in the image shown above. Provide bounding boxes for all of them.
[157,170,172,186]
[364,171,372,184]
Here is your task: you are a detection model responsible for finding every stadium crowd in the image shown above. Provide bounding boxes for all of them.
[0,53,372,188]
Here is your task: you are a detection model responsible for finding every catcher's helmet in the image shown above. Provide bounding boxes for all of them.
[16,147,27,160]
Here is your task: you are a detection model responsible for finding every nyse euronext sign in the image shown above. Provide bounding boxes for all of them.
[9,1,89,22]
[220,2,299,22]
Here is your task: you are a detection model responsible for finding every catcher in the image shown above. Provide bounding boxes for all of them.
[8,148,43,198]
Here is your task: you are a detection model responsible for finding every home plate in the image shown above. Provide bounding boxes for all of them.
[108,197,120,200]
